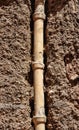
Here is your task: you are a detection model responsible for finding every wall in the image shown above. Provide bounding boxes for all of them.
[0,0,79,130]
[0,0,33,129]
[45,0,79,129]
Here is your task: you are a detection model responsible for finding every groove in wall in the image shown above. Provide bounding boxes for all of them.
[29,0,35,129]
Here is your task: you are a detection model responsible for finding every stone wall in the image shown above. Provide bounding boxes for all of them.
[0,0,79,130]
[45,0,79,129]
[0,0,33,129]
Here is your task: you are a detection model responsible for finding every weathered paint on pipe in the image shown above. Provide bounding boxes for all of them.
[32,1,46,130]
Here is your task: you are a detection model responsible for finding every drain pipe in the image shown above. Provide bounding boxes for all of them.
[32,0,46,130]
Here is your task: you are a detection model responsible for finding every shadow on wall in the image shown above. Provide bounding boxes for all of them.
[47,0,70,15]
[0,0,13,6]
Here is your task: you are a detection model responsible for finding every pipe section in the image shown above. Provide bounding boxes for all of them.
[32,0,46,130]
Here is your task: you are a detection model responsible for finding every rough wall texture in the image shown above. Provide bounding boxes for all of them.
[0,0,33,129]
[45,0,79,129]
[0,0,79,130]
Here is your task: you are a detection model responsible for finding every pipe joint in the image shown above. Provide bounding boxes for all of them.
[32,61,44,70]
[33,115,46,126]
[33,4,45,21]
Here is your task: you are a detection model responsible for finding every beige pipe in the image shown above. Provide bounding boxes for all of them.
[32,1,46,130]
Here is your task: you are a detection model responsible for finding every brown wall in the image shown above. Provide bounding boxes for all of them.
[0,0,79,130]
[0,0,33,129]
[46,0,79,129]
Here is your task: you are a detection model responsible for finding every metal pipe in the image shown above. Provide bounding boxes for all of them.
[32,0,46,130]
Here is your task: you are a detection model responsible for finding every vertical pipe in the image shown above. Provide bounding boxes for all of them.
[32,0,46,130]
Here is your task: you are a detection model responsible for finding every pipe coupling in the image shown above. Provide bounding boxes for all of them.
[32,61,44,70]
[33,4,45,21]
[33,115,46,126]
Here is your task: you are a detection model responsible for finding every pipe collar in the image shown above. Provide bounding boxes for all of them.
[33,4,45,21]
[32,61,44,70]
[33,115,46,126]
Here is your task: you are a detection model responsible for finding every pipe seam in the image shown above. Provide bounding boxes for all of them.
[33,115,46,126]
[33,4,45,21]
[33,13,45,21]
[32,61,44,70]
